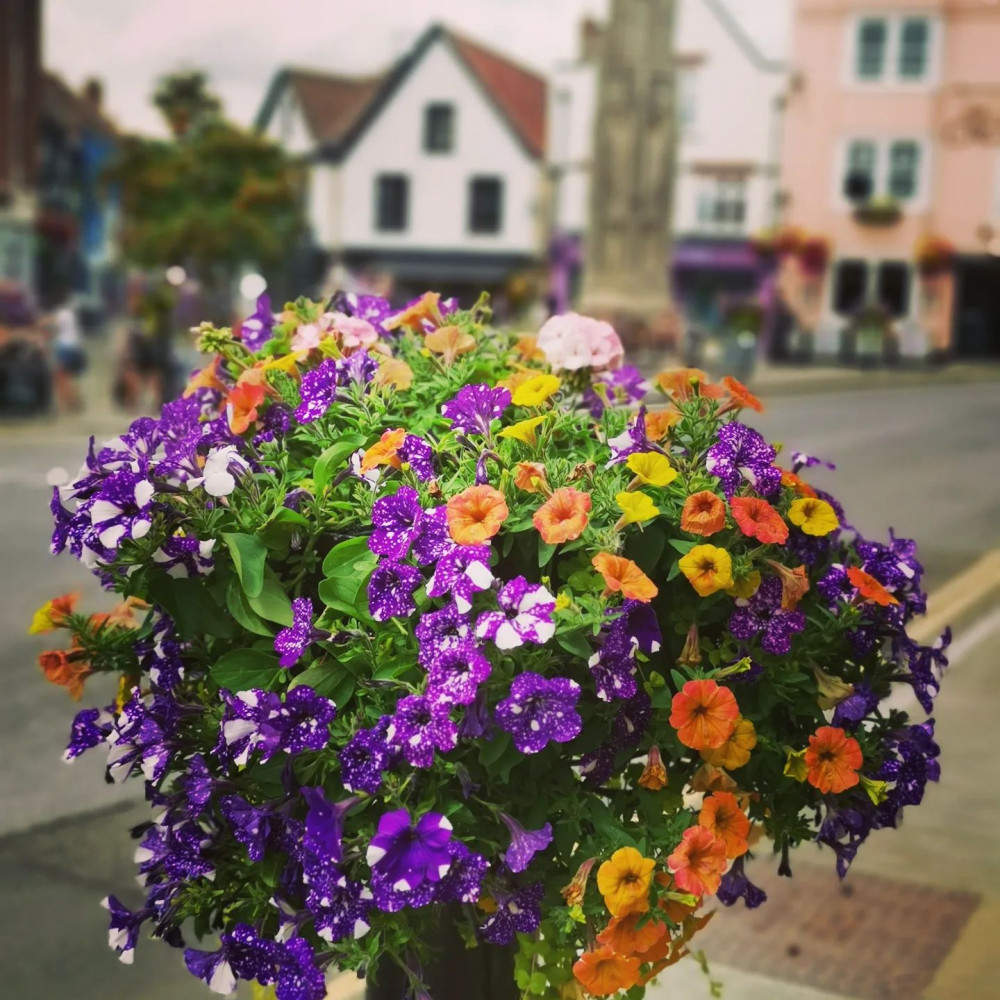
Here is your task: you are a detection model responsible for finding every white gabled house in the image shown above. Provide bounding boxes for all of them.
[257,24,547,303]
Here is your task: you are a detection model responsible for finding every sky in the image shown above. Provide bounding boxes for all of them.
[44,0,792,137]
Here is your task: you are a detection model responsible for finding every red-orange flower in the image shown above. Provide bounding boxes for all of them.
[359,428,407,474]
[446,485,509,545]
[699,791,750,858]
[804,725,863,793]
[514,461,549,494]
[779,467,818,498]
[184,356,227,398]
[38,649,91,700]
[597,912,668,957]
[847,567,899,606]
[226,377,268,434]
[533,487,591,544]
[637,745,668,790]
[573,947,640,996]
[730,496,788,544]
[29,592,79,634]
[680,491,726,537]
[654,368,724,401]
[644,408,680,441]
[383,291,443,332]
[669,679,739,750]
[667,825,728,896]
[721,375,763,413]
[592,553,658,602]
[766,560,810,611]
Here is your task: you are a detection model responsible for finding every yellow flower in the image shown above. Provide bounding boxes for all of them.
[260,350,307,375]
[626,451,678,487]
[726,571,761,599]
[678,544,734,597]
[29,593,78,634]
[615,491,660,525]
[511,373,561,407]
[596,847,656,917]
[701,717,757,770]
[784,747,809,782]
[788,498,839,536]
[499,415,547,446]
[860,775,889,805]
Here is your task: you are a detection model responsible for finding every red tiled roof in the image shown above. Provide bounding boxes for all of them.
[445,29,547,159]
[285,69,386,146]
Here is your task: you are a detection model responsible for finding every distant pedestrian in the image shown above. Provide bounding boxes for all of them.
[49,297,87,413]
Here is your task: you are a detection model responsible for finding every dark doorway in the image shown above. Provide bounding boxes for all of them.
[954,256,1000,357]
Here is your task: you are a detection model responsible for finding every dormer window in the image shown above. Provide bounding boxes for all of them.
[424,103,455,153]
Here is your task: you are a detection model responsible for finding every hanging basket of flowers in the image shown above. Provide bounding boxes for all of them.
[914,234,957,279]
[34,291,949,1000]
[795,235,831,278]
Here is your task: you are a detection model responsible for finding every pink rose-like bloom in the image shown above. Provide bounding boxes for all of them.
[333,313,379,353]
[291,314,335,352]
[536,313,624,373]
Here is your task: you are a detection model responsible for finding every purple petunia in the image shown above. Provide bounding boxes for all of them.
[728,576,806,655]
[398,434,436,481]
[301,787,359,864]
[426,544,493,613]
[499,813,553,873]
[239,294,276,352]
[415,601,473,667]
[475,577,556,650]
[304,861,373,943]
[295,359,339,424]
[366,808,453,892]
[274,598,330,668]
[102,895,153,965]
[434,841,489,903]
[220,795,277,862]
[480,881,544,944]
[441,384,511,436]
[339,720,392,794]
[367,560,423,621]
[184,922,282,995]
[706,421,781,498]
[369,486,426,560]
[63,705,113,762]
[495,672,582,754]
[386,695,458,768]
[411,505,454,566]
[583,365,649,418]
[605,406,656,467]
[588,600,663,702]
[425,642,492,706]
[716,857,768,909]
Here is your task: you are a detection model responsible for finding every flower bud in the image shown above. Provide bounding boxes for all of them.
[638,746,668,790]
[676,624,702,667]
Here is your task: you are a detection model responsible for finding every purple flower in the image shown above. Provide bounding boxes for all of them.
[369,486,426,560]
[63,705,112,761]
[832,682,879,729]
[426,544,493,613]
[183,754,217,815]
[279,686,337,754]
[579,744,618,786]
[295,359,338,424]
[221,795,277,861]
[366,808,454,892]
[336,351,379,390]
[106,690,174,783]
[817,564,854,607]
[153,533,216,577]
[370,871,438,913]
[87,465,156,553]
[878,719,941,814]
[101,895,152,964]
[475,577,556,650]
[706,421,781,498]
[411,505,454,565]
[301,787,359,864]
[791,451,836,473]
[817,806,874,877]
[333,291,394,336]
[716,857,767,909]
[480,882,544,944]
[339,721,392,794]
[458,687,492,740]
[434,841,489,903]
[276,937,326,1000]
[425,642,492,705]
[274,598,331,668]
[185,923,281,994]
[606,406,655,466]
[728,577,806,655]
[588,600,663,702]
[240,294,276,352]
[441,384,511,436]
[386,695,458,768]
[584,365,648,417]
[495,672,582,754]
[416,601,473,667]
[367,560,423,621]
[398,434,436,481]
[304,864,373,943]
[499,813,553,873]
[894,629,950,712]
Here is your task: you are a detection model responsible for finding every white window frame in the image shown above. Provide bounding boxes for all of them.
[843,12,943,90]
[833,135,932,213]
[695,177,748,236]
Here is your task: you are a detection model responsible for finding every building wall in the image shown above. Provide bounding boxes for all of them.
[339,39,542,255]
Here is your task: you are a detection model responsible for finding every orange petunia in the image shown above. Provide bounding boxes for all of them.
[669,679,739,750]
[701,716,757,770]
[804,725,864,794]
[514,461,549,494]
[424,324,476,364]
[373,357,414,391]
[645,408,680,441]
[573,947,640,997]
[533,487,591,544]
[38,649,91,700]
[690,763,739,795]
[847,566,899,606]
[29,592,79,634]
[597,912,668,957]
[667,825,728,896]
[678,544,734,597]
[360,428,407,474]
[779,466,817,498]
[446,485,509,545]
[680,491,726,537]
[597,847,656,916]
[654,368,724,401]
[183,356,227,398]
[225,376,269,434]
[729,496,788,544]
[638,745,668,790]
[514,333,546,362]
[721,375,763,413]
[766,560,810,611]
[383,291,443,332]
[592,553,658,602]
[699,791,751,858]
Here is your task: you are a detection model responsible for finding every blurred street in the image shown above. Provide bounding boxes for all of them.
[1,374,999,998]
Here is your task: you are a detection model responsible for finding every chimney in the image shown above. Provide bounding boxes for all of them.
[580,18,604,63]
[83,77,103,111]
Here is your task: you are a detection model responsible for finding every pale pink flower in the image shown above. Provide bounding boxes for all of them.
[333,313,379,353]
[536,313,624,373]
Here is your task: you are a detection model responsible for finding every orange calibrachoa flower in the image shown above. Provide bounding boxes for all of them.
[514,461,549,494]
[667,825,728,896]
[534,487,591,544]
[669,679,739,750]
[638,745,668,790]
[847,567,899,606]
[597,847,656,916]
[573,947,640,996]
[514,333,545,362]
[678,544,734,596]
[424,325,476,364]
[680,491,726,537]
[225,374,270,434]
[654,368,724,401]
[720,375,763,413]
[788,497,839,536]
[38,649,91,700]
[446,485,509,545]
[597,912,668,956]
[701,716,757,770]
[779,466,818,498]
[561,856,597,907]
[592,553,658,602]
[690,763,739,795]
[729,496,788,545]
[699,791,751,858]
[359,428,407,473]
[373,357,414,390]
[766,560,810,610]
[804,726,864,793]
[183,356,226,398]
[29,592,79,634]
[645,408,680,441]
[383,291,443,332]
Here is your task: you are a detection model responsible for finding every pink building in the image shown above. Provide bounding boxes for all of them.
[779,0,1000,360]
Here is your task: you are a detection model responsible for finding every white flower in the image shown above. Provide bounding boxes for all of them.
[194,446,248,497]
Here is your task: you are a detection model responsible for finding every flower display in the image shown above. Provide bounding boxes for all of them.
[31,290,949,999]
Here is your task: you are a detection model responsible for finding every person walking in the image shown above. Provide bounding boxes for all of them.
[49,296,87,413]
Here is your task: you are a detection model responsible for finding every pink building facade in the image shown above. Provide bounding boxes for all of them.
[780,0,1000,360]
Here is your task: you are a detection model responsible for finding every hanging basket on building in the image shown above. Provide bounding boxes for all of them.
[796,235,831,277]
[914,234,957,279]
[853,198,902,228]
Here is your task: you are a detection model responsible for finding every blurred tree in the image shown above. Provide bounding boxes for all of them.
[106,71,303,299]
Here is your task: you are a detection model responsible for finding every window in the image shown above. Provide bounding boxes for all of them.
[677,69,698,133]
[888,141,921,199]
[833,260,868,315]
[844,140,877,201]
[696,179,747,234]
[856,18,888,79]
[375,174,408,232]
[423,103,454,153]
[898,18,930,79]
[876,262,911,317]
[468,177,503,234]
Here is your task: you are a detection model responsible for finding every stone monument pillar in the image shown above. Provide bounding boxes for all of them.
[580,0,678,330]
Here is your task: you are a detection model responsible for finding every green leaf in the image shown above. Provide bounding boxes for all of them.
[320,537,377,618]
[226,576,274,637]
[246,570,293,626]
[668,538,698,555]
[211,648,283,692]
[147,574,233,640]
[528,971,548,994]
[314,436,364,492]
[222,532,267,599]
[537,538,557,568]
[670,668,688,691]
[321,535,373,576]
[555,630,593,662]
[626,522,666,576]
[667,559,682,582]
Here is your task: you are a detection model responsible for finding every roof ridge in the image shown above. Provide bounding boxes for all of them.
[440,23,548,85]
[703,0,786,73]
